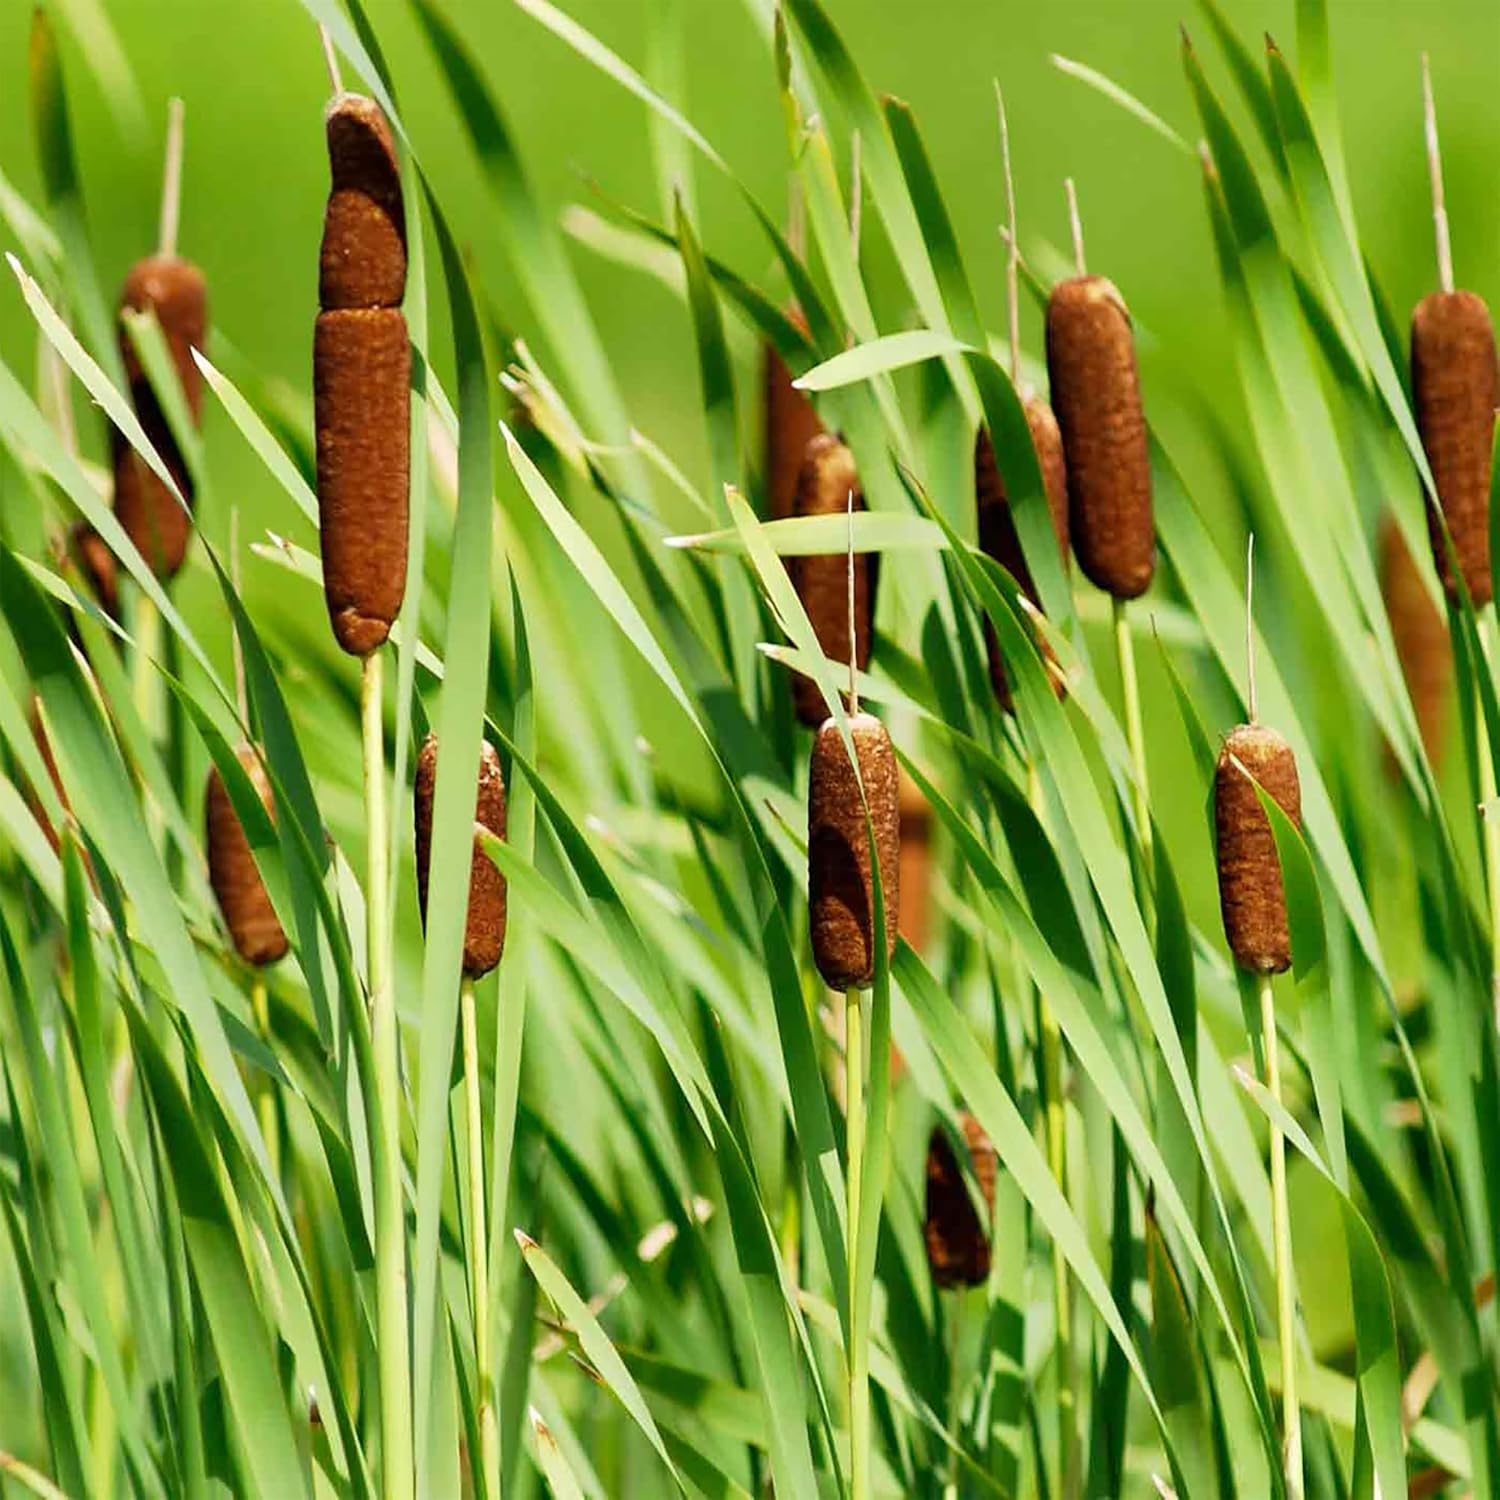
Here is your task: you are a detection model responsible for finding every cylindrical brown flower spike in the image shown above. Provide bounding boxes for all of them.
[1380,515,1451,768]
[206,745,289,967]
[808,713,899,990]
[763,310,824,522]
[112,254,206,579]
[316,92,409,657]
[1411,290,1497,607]
[788,435,874,726]
[896,769,932,954]
[68,522,119,622]
[1045,275,1153,599]
[414,733,508,979]
[1214,724,1302,974]
[975,392,1070,709]
[924,1112,998,1289]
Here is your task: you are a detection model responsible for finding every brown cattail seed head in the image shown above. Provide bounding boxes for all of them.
[1214,724,1302,975]
[788,434,874,726]
[924,1112,997,1289]
[808,713,899,990]
[975,393,1071,709]
[414,733,508,979]
[896,769,932,954]
[1379,515,1451,769]
[113,255,206,579]
[1045,275,1153,599]
[321,94,406,311]
[205,744,288,967]
[763,312,823,522]
[1411,289,1497,607]
[69,522,119,621]
[314,308,410,655]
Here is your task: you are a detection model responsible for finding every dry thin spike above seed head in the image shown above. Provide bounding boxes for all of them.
[975,392,1071,710]
[414,733,508,979]
[205,744,288,968]
[788,433,874,726]
[1410,289,1497,607]
[924,1111,998,1289]
[113,254,207,579]
[807,712,899,990]
[321,93,406,311]
[1045,274,1154,599]
[1379,514,1451,770]
[313,307,410,656]
[763,307,823,522]
[1214,723,1302,974]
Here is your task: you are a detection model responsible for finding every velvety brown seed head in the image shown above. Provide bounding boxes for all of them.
[1046,275,1154,599]
[314,307,410,655]
[119,255,208,408]
[896,769,932,953]
[1411,289,1497,607]
[321,94,406,310]
[69,522,119,621]
[808,713,899,989]
[975,393,1071,709]
[1214,724,1301,974]
[414,733,509,978]
[1379,515,1451,769]
[788,434,874,726]
[206,744,288,967]
[763,315,824,521]
[924,1112,998,1289]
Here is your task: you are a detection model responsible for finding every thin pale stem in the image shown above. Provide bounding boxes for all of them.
[1065,178,1085,277]
[848,130,863,261]
[362,650,412,1500]
[1114,600,1152,868]
[319,25,344,97]
[1478,615,1500,1024]
[845,984,869,1500]
[159,99,184,260]
[461,975,496,1497]
[1421,54,1454,295]
[1260,972,1302,1499]
[251,975,278,1181]
[995,82,1020,384]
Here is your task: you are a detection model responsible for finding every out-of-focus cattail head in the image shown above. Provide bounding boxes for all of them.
[113,254,207,579]
[314,307,410,655]
[924,1111,998,1289]
[788,434,874,726]
[1410,289,1497,607]
[896,768,932,953]
[1214,723,1302,974]
[68,522,119,622]
[975,391,1071,709]
[1045,275,1153,599]
[808,713,899,990]
[205,744,288,967]
[1379,514,1452,769]
[414,733,508,979]
[321,93,406,311]
[763,309,823,522]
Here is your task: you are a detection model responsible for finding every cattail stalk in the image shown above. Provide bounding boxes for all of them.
[1478,618,1500,1023]
[845,981,869,1500]
[460,972,496,1491]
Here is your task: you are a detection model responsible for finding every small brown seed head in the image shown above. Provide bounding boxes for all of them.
[896,768,932,954]
[1214,723,1301,974]
[975,392,1071,709]
[314,307,410,655]
[68,522,119,621]
[321,93,406,311]
[1379,514,1451,769]
[1411,289,1497,607]
[763,311,824,522]
[924,1112,998,1289]
[205,744,288,967]
[414,733,508,979]
[808,713,899,990]
[788,434,874,726]
[1045,275,1153,599]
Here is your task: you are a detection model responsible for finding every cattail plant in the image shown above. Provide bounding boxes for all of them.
[68,521,119,623]
[314,31,412,1500]
[414,731,507,1492]
[896,768,931,953]
[1214,546,1303,1495]
[1046,179,1154,863]
[923,1111,997,1289]
[1379,515,1451,769]
[763,307,824,522]
[789,433,874,727]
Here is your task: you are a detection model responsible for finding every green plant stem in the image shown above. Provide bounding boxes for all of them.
[1113,598,1152,871]
[1260,972,1301,1498]
[362,649,412,1500]
[845,984,869,1500]
[1477,614,1500,1025]
[461,974,496,1497]
[251,974,278,1183]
